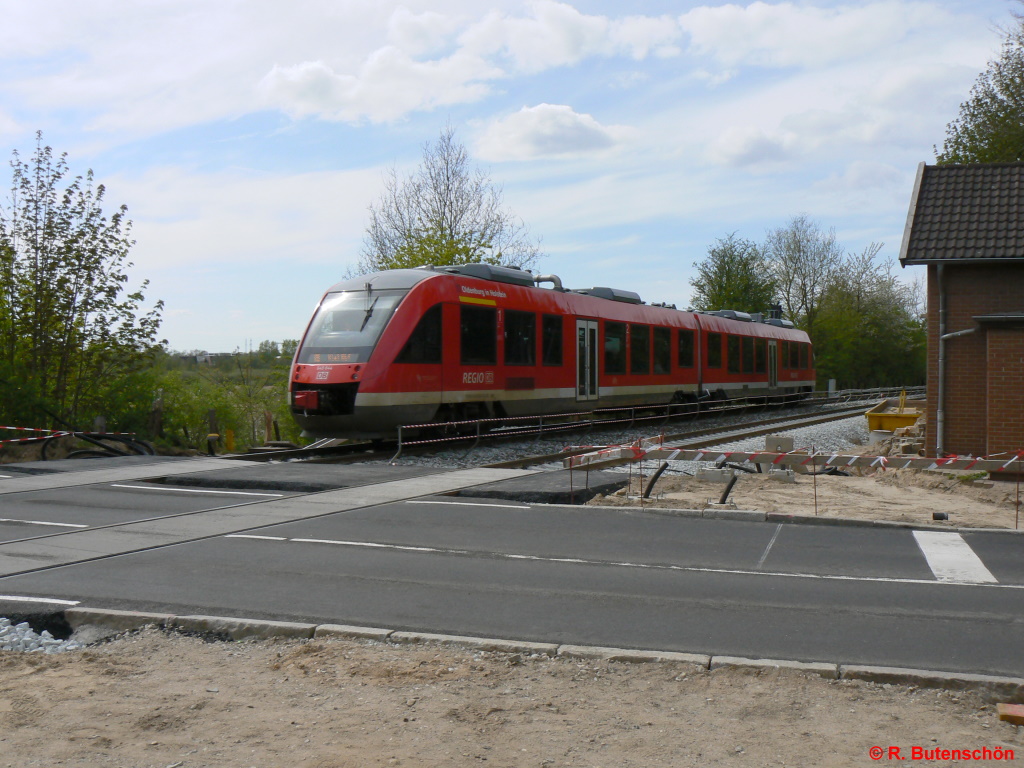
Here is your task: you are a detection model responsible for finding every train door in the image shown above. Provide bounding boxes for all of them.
[576,319,599,401]
[767,340,778,388]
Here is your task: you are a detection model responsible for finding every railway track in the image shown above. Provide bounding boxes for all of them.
[231,387,921,466]
[481,403,871,470]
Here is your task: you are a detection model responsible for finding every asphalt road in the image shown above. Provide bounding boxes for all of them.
[1,464,1022,678]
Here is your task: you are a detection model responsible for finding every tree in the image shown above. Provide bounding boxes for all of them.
[0,133,163,429]
[765,215,842,336]
[355,125,542,275]
[936,21,1024,164]
[689,233,776,313]
[813,247,926,388]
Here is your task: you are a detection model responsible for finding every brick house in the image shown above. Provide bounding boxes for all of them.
[899,161,1024,458]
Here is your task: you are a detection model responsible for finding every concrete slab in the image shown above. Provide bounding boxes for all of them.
[155,462,438,493]
[0,454,187,476]
[451,469,628,504]
[0,467,541,577]
[0,457,244,495]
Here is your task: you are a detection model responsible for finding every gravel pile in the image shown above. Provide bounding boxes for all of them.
[0,617,83,654]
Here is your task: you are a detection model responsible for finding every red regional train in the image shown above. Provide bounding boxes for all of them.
[289,264,815,440]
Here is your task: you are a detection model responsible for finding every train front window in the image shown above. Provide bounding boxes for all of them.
[300,289,404,364]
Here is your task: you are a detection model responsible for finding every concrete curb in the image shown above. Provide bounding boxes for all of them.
[55,608,1024,703]
[169,615,316,641]
[390,631,559,656]
[578,502,1024,534]
[840,665,1024,702]
[709,654,838,679]
[557,644,710,667]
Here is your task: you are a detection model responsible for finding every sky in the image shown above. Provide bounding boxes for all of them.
[0,0,1017,352]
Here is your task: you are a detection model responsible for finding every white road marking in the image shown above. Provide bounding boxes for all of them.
[225,536,1024,590]
[0,518,88,529]
[913,531,998,584]
[0,595,80,605]
[225,534,288,541]
[406,500,531,509]
[756,524,783,569]
[111,484,285,497]
[0,474,13,479]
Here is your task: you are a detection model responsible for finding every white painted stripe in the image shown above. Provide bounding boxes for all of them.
[756,524,783,569]
[0,518,88,529]
[226,535,1023,590]
[225,534,288,541]
[0,474,13,479]
[0,595,80,605]
[913,531,998,584]
[406,500,531,510]
[111,484,285,497]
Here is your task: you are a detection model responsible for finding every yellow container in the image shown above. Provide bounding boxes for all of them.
[865,398,921,432]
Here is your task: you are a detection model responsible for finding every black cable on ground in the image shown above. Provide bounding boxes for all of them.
[719,474,739,504]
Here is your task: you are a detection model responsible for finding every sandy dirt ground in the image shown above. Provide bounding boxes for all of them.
[1,628,1022,768]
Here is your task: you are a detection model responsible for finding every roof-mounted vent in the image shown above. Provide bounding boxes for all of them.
[573,287,643,305]
[766,318,795,329]
[436,263,536,287]
[710,310,752,322]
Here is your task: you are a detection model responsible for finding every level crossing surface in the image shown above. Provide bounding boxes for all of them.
[0,458,1022,678]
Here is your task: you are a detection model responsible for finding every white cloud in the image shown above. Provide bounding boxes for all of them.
[679,1,942,72]
[259,49,501,123]
[460,1,680,73]
[387,7,462,56]
[111,165,384,271]
[707,126,796,168]
[475,104,626,161]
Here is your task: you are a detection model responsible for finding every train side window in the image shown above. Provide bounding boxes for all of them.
[789,340,800,369]
[780,341,789,369]
[504,310,536,366]
[678,329,695,368]
[653,327,671,374]
[742,337,754,373]
[755,339,766,373]
[706,332,722,368]
[727,334,741,374]
[542,314,563,366]
[799,342,809,369]
[604,321,627,374]
[461,305,497,365]
[395,304,442,364]
[630,324,651,375]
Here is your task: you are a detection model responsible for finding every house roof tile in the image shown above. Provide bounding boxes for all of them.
[900,162,1024,264]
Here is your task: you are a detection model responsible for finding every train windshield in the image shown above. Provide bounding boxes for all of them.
[299,289,405,364]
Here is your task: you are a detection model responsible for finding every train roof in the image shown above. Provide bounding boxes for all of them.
[325,266,804,337]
